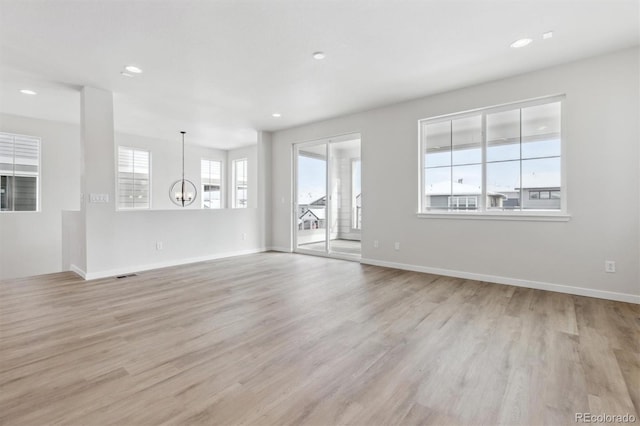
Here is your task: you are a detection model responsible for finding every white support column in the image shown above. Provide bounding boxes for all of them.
[80,86,116,274]
[257,131,272,250]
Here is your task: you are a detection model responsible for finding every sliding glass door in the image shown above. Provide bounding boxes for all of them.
[294,134,361,259]
[295,143,327,253]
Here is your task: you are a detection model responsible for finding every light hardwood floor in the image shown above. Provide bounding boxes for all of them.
[1,252,638,425]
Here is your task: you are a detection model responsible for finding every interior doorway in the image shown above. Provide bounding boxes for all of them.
[294,133,361,260]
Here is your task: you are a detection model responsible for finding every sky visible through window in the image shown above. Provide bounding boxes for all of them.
[298,155,361,207]
[425,137,561,193]
[298,155,326,203]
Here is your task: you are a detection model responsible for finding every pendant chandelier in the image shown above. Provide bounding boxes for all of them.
[169,131,197,207]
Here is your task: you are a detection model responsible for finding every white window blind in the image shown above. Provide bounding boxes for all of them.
[118,147,150,209]
[0,132,40,212]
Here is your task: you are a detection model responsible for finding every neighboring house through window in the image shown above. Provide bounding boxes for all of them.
[117,147,150,209]
[201,159,222,209]
[0,132,40,212]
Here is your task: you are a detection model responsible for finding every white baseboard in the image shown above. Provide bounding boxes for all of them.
[82,248,267,281]
[69,264,87,279]
[360,258,640,304]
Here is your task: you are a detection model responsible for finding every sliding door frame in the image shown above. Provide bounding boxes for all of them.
[292,132,361,261]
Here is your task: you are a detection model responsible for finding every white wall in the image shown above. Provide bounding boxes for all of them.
[271,47,640,302]
[0,113,80,279]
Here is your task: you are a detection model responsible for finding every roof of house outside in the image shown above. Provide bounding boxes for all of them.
[299,208,326,221]
[427,182,505,198]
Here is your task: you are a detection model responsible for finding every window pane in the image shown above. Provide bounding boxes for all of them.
[233,158,248,208]
[521,157,561,210]
[521,157,561,188]
[424,121,451,168]
[133,150,149,174]
[0,133,40,212]
[118,147,150,209]
[425,167,451,210]
[487,109,520,162]
[201,160,222,208]
[487,160,520,210]
[452,164,481,210]
[13,176,37,211]
[203,184,221,209]
[118,148,134,173]
[1,175,12,211]
[522,102,561,159]
[452,115,481,165]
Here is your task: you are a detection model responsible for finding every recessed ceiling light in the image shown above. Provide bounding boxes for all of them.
[20,89,37,95]
[312,52,326,60]
[510,38,532,48]
[120,71,134,77]
[124,65,143,74]
[272,113,282,118]
[543,31,554,40]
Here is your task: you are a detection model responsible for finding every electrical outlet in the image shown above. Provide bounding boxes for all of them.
[242,233,247,241]
[394,242,400,251]
[156,241,163,250]
[605,260,616,273]
[373,240,379,248]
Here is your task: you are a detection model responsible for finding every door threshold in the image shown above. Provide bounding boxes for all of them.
[294,248,361,262]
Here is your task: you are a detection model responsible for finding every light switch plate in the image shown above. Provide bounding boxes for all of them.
[89,193,109,203]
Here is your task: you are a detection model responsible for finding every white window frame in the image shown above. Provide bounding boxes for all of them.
[418,94,570,222]
[231,158,248,209]
[351,158,361,230]
[116,146,151,210]
[0,132,41,213]
[201,158,224,209]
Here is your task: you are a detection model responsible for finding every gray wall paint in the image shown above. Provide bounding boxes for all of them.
[0,113,80,279]
[271,47,640,298]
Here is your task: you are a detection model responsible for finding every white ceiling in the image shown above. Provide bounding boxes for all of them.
[0,0,638,149]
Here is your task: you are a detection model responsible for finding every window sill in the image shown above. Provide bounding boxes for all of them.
[416,211,571,222]
[0,210,40,214]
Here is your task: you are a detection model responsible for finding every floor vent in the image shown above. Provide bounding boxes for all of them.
[116,274,138,279]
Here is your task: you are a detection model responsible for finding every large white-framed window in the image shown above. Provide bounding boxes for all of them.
[232,158,248,208]
[117,146,150,209]
[0,132,40,212]
[419,95,567,219]
[201,159,223,209]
